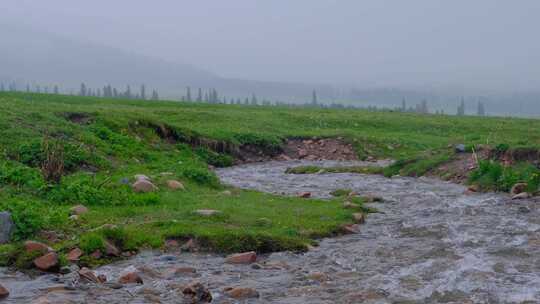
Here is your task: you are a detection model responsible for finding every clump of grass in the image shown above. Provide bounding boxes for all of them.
[195,147,233,167]
[469,160,540,192]
[79,233,105,254]
[330,189,353,197]
[285,166,322,174]
[383,153,451,177]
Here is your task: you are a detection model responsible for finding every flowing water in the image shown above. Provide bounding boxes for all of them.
[2,160,540,303]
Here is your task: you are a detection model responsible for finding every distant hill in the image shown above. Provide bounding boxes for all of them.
[0,25,334,102]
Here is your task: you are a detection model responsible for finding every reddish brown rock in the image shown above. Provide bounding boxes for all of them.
[132,179,158,193]
[70,204,89,215]
[225,251,257,264]
[67,248,83,262]
[34,252,59,271]
[98,274,107,284]
[24,241,51,254]
[0,284,9,299]
[298,192,311,198]
[90,250,103,259]
[224,287,260,299]
[104,240,120,257]
[511,183,528,195]
[512,192,530,200]
[467,185,480,193]
[174,267,197,274]
[97,274,107,283]
[118,272,143,284]
[182,282,212,303]
[38,230,60,243]
[181,239,197,252]
[166,180,185,190]
[165,239,180,248]
[79,267,99,283]
[342,224,360,234]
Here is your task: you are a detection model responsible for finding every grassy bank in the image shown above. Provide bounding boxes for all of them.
[0,92,539,268]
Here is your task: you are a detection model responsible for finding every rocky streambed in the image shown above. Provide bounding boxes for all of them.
[2,160,540,303]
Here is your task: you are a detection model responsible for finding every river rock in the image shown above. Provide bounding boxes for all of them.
[352,212,366,224]
[512,192,530,200]
[194,209,221,217]
[70,204,88,215]
[363,195,383,203]
[67,248,83,262]
[0,212,14,244]
[166,180,185,190]
[225,251,257,264]
[182,281,212,303]
[455,144,466,153]
[34,252,59,271]
[511,183,528,195]
[132,179,158,193]
[174,267,197,274]
[224,287,260,299]
[97,274,107,283]
[90,250,103,259]
[298,192,311,198]
[104,240,121,257]
[342,224,360,234]
[79,267,99,283]
[0,284,9,299]
[118,272,143,284]
[25,241,52,254]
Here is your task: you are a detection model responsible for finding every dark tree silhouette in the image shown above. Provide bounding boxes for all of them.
[140,84,146,100]
[79,83,87,96]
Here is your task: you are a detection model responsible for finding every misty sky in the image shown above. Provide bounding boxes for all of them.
[3,0,540,91]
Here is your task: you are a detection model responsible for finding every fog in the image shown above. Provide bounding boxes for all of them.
[2,0,540,113]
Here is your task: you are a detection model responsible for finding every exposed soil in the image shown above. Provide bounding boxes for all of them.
[236,138,359,164]
[60,112,94,125]
[491,147,540,167]
[428,149,491,184]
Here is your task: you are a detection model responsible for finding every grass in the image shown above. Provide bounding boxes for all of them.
[1,92,540,268]
[468,160,540,193]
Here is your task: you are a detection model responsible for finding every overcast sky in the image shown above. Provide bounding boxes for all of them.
[3,0,540,90]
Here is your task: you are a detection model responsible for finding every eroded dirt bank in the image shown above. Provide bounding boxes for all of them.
[1,160,540,303]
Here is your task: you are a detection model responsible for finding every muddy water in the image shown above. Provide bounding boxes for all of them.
[2,160,540,303]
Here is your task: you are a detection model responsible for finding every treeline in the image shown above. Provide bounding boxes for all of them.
[0,81,161,101]
[0,81,488,116]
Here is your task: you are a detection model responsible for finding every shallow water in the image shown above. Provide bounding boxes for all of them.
[2,160,540,303]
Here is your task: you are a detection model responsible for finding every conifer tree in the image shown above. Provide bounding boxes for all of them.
[197,88,202,102]
[125,85,132,99]
[186,87,192,102]
[140,84,146,100]
[79,83,87,96]
[477,101,486,116]
[53,85,59,94]
[151,89,159,100]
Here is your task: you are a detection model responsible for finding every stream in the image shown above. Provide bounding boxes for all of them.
[2,160,540,303]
